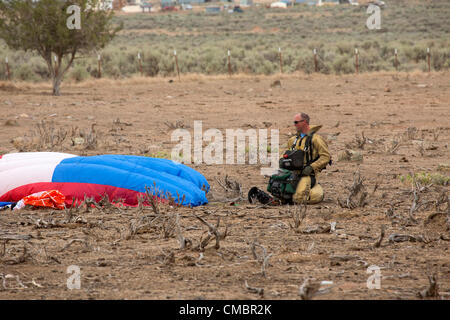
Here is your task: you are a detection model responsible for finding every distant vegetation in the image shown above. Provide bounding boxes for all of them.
[0,0,449,81]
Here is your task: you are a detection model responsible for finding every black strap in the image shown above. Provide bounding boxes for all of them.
[291,133,315,165]
[291,135,306,150]
[310,175,316,188]
[294,132,332,176]
[304,134,314,165]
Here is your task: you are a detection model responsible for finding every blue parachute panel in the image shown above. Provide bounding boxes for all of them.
[52,155,208,206]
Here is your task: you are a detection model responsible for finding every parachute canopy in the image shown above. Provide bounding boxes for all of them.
[0,152,209,207]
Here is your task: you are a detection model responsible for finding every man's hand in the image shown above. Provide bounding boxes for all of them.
[302,165,314,176]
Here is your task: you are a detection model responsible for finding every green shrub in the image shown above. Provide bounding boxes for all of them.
[150,150,171,159]
[336,43,354,56]
[15,64,40,81]
[399,172,450,186]
[143,52,159,76]
[158,54,176,76]
[296,54,314,74]
[431,50,449,71]
[333,56,354,74]
[404,46,427,63]
[69,65,90,82]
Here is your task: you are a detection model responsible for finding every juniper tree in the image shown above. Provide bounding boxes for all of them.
[0,0,122,95]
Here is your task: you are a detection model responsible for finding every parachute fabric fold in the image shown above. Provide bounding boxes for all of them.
[0,152,209,207]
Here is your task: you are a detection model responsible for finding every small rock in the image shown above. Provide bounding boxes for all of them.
[303,224,331,234]
[330,222,336,232]
[19,113,29,118]
[73,137,85,145]
[338,149,363,162]
[270,80,281,88]
[4,119,18,126]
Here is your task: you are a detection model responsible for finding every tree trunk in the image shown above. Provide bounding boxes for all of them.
[44,52,75,96]
[52,73,64,96]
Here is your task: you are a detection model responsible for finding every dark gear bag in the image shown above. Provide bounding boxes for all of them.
[267,169,301,201]
[271,134,320,201]
[279,149,305,170]
[279,134,315,171]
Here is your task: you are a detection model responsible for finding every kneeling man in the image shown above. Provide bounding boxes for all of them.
[285,113,331,204]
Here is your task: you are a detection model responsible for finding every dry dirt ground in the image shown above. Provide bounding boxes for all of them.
[0,72,449,300]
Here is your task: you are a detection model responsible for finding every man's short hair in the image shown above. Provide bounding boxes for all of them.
[301,113,310,124]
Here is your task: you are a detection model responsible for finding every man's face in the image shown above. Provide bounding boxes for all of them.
[293,114,307,133]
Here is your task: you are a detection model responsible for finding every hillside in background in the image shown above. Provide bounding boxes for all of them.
[0,0,448,81]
